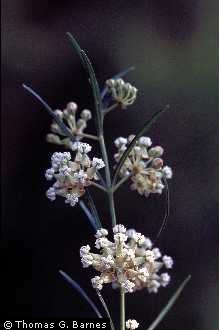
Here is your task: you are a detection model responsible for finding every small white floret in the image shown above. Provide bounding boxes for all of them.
[126,319,139,330]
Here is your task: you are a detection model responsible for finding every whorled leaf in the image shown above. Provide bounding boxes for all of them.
[112,105,170,186]
[59,270,103,318]
[147,275,191,330]
[66,32,103,134]
[79,200,99,231]
[22,84,75,142]
[84,188,102,229]
[153,177,170,245]
[95,290,116,330]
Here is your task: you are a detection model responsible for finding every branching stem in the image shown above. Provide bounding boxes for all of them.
[113,174,131,192]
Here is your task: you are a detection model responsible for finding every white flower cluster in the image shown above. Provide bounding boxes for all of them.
[126,320,139,330]
[46,102,92,149]
[45,142,105,206]
[114,135,173,197]
[106,79,137,108]
[80,225,173,294]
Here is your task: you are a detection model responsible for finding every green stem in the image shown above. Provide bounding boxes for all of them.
[103,103,118,116]
[88,181,107,192]
[113,174,131,192]
[120,288,125,330]
[99,134,117,227]
[108,189,117,227]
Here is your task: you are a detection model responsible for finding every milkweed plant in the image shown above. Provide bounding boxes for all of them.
[23,32,191,330]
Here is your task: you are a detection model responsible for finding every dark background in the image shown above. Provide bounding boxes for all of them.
[2,0,218,329]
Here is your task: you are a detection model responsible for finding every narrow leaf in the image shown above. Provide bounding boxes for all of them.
[22,84,75,142]
[66,33,103,134]
[153,178,170,245]
[95,290,116,330]
[112,105,170,186]
[101,66,135,99]
[79,200,98,231]
[147,275,191,330]
[85,188,102,229]
[59,270,103,318]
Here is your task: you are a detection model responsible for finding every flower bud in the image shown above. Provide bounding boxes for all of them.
[152,158,163,169]
[54,109,63,119]
[66,102,77,114]
[81,109,92,121]
[46,133,61,145]
[148,146,164,157]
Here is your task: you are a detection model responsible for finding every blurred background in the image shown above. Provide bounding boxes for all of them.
[2,0,218,329]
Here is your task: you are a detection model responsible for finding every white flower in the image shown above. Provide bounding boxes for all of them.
[72,142,92,154]
[160,273,170,287]
[114,137,128,148]
[163,166,173,179]
[45,150,104,207]
[126,320,139,330]
[95,228,108,238]
[81,254,93,268]
[73,170,87,184]
[92,157,105,169]
[80,225,173,294]
[138,268,149,282]
[142,237,152,249]
[113,224,127,234]
[121,280,135,293]
[152,248,162,260]
[147,279,161,293]
[114,233,128,244]
[139,137,152,147]
[46,187,56,201]
[126,229,137,239]
[95,237,111,249]
[133,232,146,245]
[80,245,91,256]
[45,168,54,180]
[114,135,172,198]
[163,255,174,269]
[51,152,71,170]
[91,276,103,290]
[145,250,155,263]
[65,193,79,207]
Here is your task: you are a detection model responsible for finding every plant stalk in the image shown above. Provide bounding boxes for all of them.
[120,288,125,330]
[99,134,117,227]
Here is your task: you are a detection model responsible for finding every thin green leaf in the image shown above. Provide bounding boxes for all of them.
[22,84,75,142]
[66,32,103,134]
[79,200,98,231]
[112,105,170,186]
[153,178,170,245]
[147,275,191,330]
[85,188,102,229]
[59,270,103,318]
[101,66,135,99]
[95,290,116,330]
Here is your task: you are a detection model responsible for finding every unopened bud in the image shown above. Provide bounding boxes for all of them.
[152,158,163,169]
[46,133,61,144]
[148,146,164,157]
[81,109,92,121]
[66,102,78,114]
